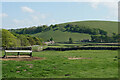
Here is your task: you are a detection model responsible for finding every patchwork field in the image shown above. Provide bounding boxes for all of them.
[2,50,118,78]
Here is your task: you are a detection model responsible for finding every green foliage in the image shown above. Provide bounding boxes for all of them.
[33,37,43,45]
[99,29,107,35]
[9,25,49,34]
[16,34,44,46]
[64,24,106,35]
[50,37,53,41]
[68,37,73,44]
[27,36,36,46]
[18,35,30,46]
[2,29,44,47]
[2,29,20,47]
[91,34,120,43]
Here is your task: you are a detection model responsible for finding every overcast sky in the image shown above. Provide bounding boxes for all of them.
[0,0,119,29]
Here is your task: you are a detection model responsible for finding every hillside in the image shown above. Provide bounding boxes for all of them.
[58,20,118,36]
[32,30,91,42]
[10,20,118,43]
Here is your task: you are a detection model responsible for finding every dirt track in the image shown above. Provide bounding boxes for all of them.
[0,56,90,61]
[68,57,91,60]
[0,57,45,61]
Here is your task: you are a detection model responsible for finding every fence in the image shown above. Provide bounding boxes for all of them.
[43,47,120,51]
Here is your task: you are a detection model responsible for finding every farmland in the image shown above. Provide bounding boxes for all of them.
[1,2,119,79]
[2,20,119,78]
[33,30,91,42]
[2,50,118,78]
[47,43,120,48]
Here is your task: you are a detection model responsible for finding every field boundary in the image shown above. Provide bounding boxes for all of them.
[43,47,120,51]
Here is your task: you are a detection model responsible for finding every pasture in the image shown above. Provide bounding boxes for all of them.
[2,50,118,78]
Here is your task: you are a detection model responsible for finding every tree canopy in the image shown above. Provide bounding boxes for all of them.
[9,24,108,36]
[2,29,20,47]
[2,29,44,47]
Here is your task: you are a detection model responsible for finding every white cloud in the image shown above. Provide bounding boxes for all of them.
[21,6,34,13]
[12,11,48,28]
[0,13,8,17]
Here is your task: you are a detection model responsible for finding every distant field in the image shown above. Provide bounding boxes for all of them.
[2,50,118,78]
[48,43,119,48]
[32,30,91,42]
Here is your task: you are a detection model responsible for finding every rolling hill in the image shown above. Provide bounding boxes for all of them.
[32,20,118,42]
[58,20,118,36]
[10,20,118,42]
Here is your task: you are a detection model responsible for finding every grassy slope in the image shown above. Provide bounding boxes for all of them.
[32,20,118,42]
[2,50,118,78]
[32,30,91,42]
[58,20,118,36]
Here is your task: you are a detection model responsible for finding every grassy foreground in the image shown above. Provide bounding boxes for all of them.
[2,50,118,78]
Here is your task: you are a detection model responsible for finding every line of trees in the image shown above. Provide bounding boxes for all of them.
[91,33,120,43]
[9,25,51,34]
[64,24,107,35]
[9,24,107,36]
[2,29,44,48]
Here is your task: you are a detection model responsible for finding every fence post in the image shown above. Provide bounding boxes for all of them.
[18,52,20,58]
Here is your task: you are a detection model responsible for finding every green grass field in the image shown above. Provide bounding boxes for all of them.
[48,43,119,48]
[2,50,118,78]
[33,30,91,42]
